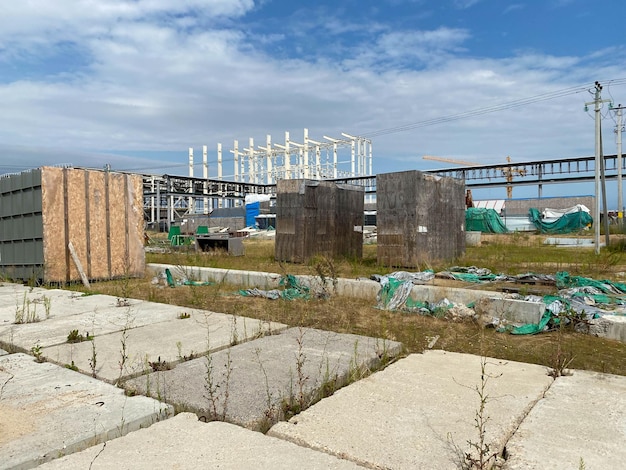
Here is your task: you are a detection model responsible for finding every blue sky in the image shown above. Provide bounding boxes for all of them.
[1,0,625,202]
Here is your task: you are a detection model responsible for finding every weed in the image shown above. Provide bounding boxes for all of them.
[67,329,94,343]
[65,361,79,372]
[148,356,172,372]
[254,347,279,432]
[43,296,52,319]
[89,338,98,378]
[178,312,191,319]
[294,327,309,411]
[202,323,233,422]
[116,312,133,386]
[30,342,45,363]
[311,255,338,297]
[462,355,502,469]
[14,292,40,324]
[548,313,575,378]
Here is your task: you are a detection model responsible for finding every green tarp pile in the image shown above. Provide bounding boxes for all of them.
[164,268,212,287]
[465,208,508,233]
[528,208,592,234]
[238,274,310,300]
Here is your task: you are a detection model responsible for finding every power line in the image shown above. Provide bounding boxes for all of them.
[361,78,626,138]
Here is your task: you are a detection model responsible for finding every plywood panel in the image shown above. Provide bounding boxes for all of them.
[66,169,88,281]
[88,171,109,279]
[41,167,66,282]
[40,167,145,282]
[126,174,146,277]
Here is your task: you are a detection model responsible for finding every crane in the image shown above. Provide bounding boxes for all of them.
[422,155,526,198]
[422,155,480,167]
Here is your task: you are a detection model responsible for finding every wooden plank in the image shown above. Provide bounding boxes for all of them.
[68,241,90,288]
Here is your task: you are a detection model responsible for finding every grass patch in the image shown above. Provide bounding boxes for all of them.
[73,234,626,377]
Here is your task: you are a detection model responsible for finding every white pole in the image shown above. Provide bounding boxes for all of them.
[233,140,239,182]
[266,134,272,184]
[188,147,194,214]
[368,140,373,176]
[217,143,223,208]
[285,131,291,179]
[248,137,254,183]
[304,128,310,179]
[333,142,338,178]
[203,145,208,214]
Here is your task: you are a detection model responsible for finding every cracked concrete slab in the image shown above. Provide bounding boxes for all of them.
[504,369,626,469]
[269,351,553,470]
[36,412,363,470]
[125,327,402,431]
[0,300,194,350]
[42,311,285,383]
[0,353,172,470]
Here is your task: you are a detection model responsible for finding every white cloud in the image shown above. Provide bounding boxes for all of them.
[0,0,624,185]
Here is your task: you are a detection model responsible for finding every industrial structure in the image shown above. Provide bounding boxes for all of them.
[143,128,374,229]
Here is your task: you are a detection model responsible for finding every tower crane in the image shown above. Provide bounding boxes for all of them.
[422,155,526,199]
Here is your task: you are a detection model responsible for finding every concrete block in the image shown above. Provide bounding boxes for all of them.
[269,351,553,470]
[37,413,362,470]
[0,353,172,470]
[504,370,626,469]
[125,327,402,431]
[474,297,544,325]
[42,311,285,383]
[587,315,626,342]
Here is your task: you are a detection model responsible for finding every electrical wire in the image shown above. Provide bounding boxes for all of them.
[360,79,626,139]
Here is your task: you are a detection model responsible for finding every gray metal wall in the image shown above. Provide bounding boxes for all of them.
[275,180,364,263]
[377,170,465,268]
[0,169,45,280]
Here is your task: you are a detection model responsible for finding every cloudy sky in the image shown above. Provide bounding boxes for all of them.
[1,0,625,199]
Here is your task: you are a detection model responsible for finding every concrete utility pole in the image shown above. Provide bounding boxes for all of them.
[585,81,612,254]
[614,105,625,224]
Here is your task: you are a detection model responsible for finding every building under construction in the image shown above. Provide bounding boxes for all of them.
[143,128,375,230]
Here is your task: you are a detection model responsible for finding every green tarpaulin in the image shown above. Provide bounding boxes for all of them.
[465,208,508,233]
[528,208,592,234]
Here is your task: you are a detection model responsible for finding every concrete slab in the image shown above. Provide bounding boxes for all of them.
[504,370,626,470]
[0,300,193,350]
[269,350,553,470]
[0,291,140,324]
[0,348,7,356]
[0,353,172,470]
[125,327,402,431]
[0,285,57,323]
[43,311,286,383]
[37,412,362,470]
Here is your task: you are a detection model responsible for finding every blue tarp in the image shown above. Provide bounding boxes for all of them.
[245,202,260,227]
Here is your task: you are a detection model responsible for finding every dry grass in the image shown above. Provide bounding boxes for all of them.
[71,231,626,377]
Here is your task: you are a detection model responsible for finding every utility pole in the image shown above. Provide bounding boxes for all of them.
[614,105,625,224]
[585,81,612,254]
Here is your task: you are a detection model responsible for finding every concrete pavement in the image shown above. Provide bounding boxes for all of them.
[0,280,624,469]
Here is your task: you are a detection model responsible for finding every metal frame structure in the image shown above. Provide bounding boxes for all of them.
[143,153,624,229]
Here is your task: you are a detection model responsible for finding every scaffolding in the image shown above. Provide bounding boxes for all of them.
[143,128,374,229]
